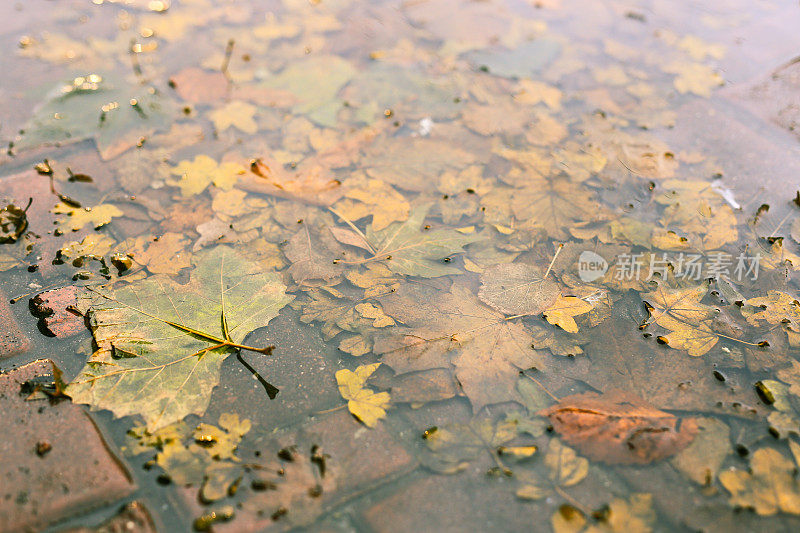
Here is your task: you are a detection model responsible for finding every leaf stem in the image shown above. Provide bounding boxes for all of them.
[543,243,564,280]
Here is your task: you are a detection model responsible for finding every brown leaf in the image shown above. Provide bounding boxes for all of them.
[376,280,553,410]
[540,390,699,464]
[238,157,344,206]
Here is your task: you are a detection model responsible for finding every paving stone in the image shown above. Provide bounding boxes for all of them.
[181,408,417,533]
[0,168,92,278]
[204,307,342,432]
[0,360,135,532]
[59,501,157,533]
[0,287,31,358]
[359,473,533,533]
[722,57,800,142]
[31,286,85,338]
[661,98,800,205]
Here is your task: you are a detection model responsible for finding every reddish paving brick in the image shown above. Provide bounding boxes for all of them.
[31,286,85,338]
[360,473,533,533]
[181,408,417,533]
[0,360,135,532]
[0,168,93,278]
[0,288,31,358]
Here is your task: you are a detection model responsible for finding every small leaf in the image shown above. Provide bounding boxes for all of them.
[335,363,390,427]
[543,296,592,333]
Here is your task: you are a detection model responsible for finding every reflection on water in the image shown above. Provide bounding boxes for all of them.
[3,0,800,531]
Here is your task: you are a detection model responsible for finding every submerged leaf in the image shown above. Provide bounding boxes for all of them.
[641,283,719,356]
[376,281,552,410]
[424,416,517,473]
[53,202,123,232]
[478,263,560,316]
[336,363,390,427]
[169,155,246,196]
[540,391,699,464]
[516,438,588,500]
[719,447,800,516]
[543,296,593,333]
[0,202,29,244]
[363,204,480,278]
[66,246,294,430]
[14,75,176,159]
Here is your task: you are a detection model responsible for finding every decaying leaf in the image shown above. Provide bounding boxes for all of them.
[671,417,731,485]
[423,416,518,473]
[67,246,294,430]
[0,202,29,244]
[376,281,552,410]
[130,232,192,275]
[169,155,246,196]
[550,493,656,533]
[516,438,588,500]
[14,75,176,160]
[540,391,699,464]
[478,263,560,316]
[743,291,800,346]
[333,178,410,231]
[209,101,258,134]
[238,157,344,206]
[360,204,481,278]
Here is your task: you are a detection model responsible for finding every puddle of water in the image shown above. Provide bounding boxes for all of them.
[3,0,800,531]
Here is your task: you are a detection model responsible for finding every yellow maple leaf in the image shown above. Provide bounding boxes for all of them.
[677,35,725,60]
[53,202,123,232]
[550,493,655,533]
[208,100,258,134]
[743,291,800,346]
[130,232,192,275]
[170,155,246,196]
[335,363,390,427]
[641,284,718,356]
[543,296,593,333]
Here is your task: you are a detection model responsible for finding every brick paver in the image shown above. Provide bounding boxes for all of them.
[0,360,135,532]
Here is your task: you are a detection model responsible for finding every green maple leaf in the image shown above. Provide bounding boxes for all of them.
[359,204,480,278]
[66,246,294,431]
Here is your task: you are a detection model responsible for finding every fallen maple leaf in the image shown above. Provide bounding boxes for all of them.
[376,281,553,410]
[543,296,593,333]
[719,447,800,516]
[66,246,294,431]
[641,283,719,356]
[53,202,123,232]
[238,157,344,206]
[335,363,390,427]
